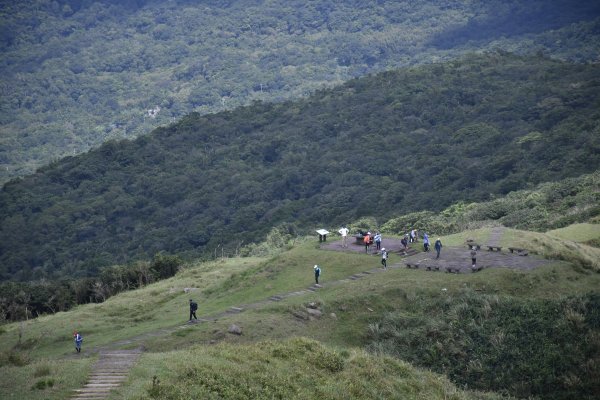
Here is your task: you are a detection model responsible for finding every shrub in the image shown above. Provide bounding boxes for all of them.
[366,290,600,400]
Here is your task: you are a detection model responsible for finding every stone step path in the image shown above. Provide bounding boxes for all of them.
[71,349,142,400]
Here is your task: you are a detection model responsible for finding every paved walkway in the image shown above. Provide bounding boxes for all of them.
[70,349,142,400]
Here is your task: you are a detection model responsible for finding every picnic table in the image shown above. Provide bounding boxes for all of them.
[508,247,529,256]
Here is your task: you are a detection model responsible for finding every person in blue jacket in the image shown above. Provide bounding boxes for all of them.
[73,331,83,353]
[374,232,382,251]
[423,233,430,252]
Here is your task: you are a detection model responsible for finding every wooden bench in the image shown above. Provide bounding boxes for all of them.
[486,245,502,252]
[466,243,481,250]
[424,265,440,271]
[405,262,419,269]
[445,266,461,273]
[470,265,484,272]
[508,247,529,256]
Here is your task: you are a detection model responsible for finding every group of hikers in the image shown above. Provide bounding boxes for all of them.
[348,228,444,259]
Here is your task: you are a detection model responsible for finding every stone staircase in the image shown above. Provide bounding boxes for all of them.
[71,349,142,400]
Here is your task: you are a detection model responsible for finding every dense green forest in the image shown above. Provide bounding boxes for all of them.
[2,0,600,183]
[1,53,599,281]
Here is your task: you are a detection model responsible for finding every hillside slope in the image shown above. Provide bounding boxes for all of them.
[1,227,599,399]
[1,53,599,280]
[2,0,600,182]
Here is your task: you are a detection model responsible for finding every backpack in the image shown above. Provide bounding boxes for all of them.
[190,301,198,311]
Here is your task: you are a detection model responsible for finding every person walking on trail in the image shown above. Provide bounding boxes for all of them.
[470,247,477,269]
[401,235,408,254]
[189,299,198,321]
[374,232,382,251]
[423,233,430,252]
[381,248,389,269]
[73,331,83,353]
[434,238,443,259]
[338,226,349,248]
[410,229,415,243]
[314,265,321,284]
[364,232,371,253]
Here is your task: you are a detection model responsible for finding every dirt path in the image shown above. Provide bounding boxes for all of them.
[487,226,506,247]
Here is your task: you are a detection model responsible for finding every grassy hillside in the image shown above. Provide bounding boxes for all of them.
[1,53,600,281]
[2,0,600,182]
[1,225,599,399]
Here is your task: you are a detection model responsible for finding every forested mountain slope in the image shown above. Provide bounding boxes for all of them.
[1,53,599,281]
[2,0,600,183]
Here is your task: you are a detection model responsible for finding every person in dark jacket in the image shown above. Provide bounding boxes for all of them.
[189,299,198,321]
[314,265,321,284]
[434,238,443,259]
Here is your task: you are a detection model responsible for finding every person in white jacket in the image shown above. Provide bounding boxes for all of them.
[338,226,349,248]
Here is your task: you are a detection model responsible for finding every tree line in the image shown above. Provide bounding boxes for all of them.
[0,253,182,322]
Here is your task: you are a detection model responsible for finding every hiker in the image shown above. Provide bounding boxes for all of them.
[189,299,198,321]
[374,232,382,251]
[434,238,443,259]
[73,331,83,353]
[364,232,371,253]
[314,265,321,284]
[409,229,415,243]
[470,246,477,269]
[381,248,388,269]
[423,233,430,252]
[401,235,408,254]
[338,226,349,248]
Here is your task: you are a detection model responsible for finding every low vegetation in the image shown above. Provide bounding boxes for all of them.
[366,290,600,400]
[118,338,505,400]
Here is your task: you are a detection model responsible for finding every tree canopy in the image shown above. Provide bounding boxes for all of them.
[1,0,600,183]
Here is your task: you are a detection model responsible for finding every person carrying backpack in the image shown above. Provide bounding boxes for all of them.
[73,331,83,353]
[314,265,321,284]
[381,248,389,270]
[189,299,198,321]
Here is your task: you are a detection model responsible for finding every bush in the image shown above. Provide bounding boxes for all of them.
[366,290,600,400]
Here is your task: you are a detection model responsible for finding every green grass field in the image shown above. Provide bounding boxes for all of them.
[1,225,599,399]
